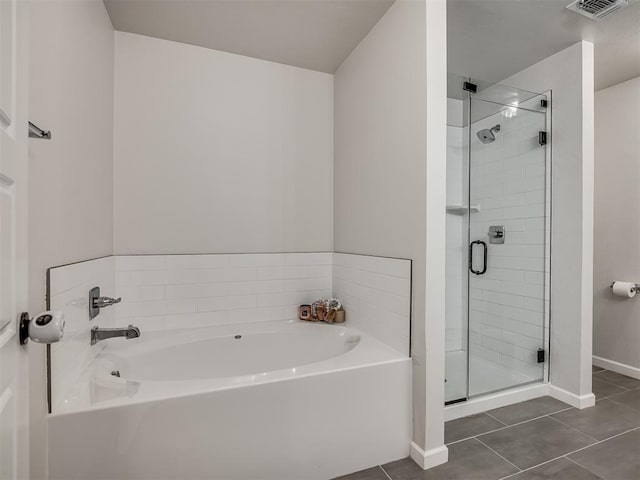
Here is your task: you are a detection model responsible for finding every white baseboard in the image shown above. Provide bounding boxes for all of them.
[593,356,640,380]
[409,442,448,470]
[444,383,549,421]
[549,384,595,409]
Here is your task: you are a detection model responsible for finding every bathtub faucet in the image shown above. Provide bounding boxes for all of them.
[91,325,141,345]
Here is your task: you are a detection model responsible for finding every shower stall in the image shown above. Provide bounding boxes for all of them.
[445,75,551,405]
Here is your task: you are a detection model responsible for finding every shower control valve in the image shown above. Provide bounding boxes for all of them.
[488,226,505,244]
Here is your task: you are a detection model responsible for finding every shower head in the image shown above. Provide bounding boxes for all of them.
[477,124,501,144]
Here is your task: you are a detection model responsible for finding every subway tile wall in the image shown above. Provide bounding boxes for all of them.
[49,256,116,411]
[333,253,411,356]
[114,253,333,331]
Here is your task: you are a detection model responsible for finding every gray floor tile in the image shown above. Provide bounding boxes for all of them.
[508,458,602,480]
[592,366,605,373]
[487,396,571,425]
[569,429,640,480]
[445,413,506,444]
[477,416,595,470]
[333,466,388,480]
[592,377,627,400]
[381,439,518,480]
[609,388,640,411]
[551,399,640,440]
[593,371,640,390]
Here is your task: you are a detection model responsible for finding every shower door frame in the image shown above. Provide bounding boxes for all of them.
[462,85,553,402]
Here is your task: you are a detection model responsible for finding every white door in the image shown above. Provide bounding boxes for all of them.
[0,0,30,478]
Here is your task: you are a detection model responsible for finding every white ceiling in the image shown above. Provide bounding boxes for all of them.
[448,0,640,92]
[103,0,638,89]
[103,0,394,73]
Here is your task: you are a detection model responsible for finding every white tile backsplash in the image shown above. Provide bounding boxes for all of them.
[49,257,116,412]
[332,253,411,356]
[115,255,166,271]
[49,256,114,296]
[115,253,334,328]
[49,252,412,412]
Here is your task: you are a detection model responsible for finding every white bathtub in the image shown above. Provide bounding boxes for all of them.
[48,320,411,479]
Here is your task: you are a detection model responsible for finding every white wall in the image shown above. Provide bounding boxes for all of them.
[593,76,640,375]
[27,1,115,477]
[503,41,595,404]
[334,0,447,467]
[113,32,333,255]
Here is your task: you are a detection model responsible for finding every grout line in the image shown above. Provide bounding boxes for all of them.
[563,425,640,458]
[484,411,509,426]
[498,455,565,479]
[447,407,574,446]
[596,383,631,394]
[546,415,599,443]
[564,456,592,471]
[602,389,633,404]
[498,426,640,479]
[593,371,635,390]
[378,465,393,480]
[475,437,522,472]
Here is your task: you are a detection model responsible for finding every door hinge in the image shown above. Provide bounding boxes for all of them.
[537,348,545,363]
[463,81,477,93]
[540,99,548,108]
[538,131,547,146]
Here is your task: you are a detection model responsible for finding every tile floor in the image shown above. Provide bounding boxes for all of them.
[336,367,640,480]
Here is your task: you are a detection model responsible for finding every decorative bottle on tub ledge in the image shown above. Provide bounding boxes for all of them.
[298,304,312,320]
[299,299,345,324]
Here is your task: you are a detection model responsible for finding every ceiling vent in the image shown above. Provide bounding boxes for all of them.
[566,0,629,20]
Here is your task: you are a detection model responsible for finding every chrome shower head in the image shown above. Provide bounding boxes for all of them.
[477,124,501,144]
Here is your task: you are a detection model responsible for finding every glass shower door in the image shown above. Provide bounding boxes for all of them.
[466,94,549,397]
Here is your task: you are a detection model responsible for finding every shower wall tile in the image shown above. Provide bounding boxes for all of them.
[446,124,466,353]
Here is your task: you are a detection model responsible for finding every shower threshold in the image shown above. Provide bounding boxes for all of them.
[445,350,545,415]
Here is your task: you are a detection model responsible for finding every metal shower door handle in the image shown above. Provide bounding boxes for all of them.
[469,240,488,275]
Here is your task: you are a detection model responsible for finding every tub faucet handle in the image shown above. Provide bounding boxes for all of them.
[93,296,122,308]
[89,287,123,320]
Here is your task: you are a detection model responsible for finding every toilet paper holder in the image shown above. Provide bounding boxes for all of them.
[609,282,640,294]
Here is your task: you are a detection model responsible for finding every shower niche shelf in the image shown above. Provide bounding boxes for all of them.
[446,204,480,215]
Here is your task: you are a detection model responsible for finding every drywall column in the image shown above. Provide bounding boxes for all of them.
[504,41,595,407]
[417,0,448,468]
[593,76,640,377]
